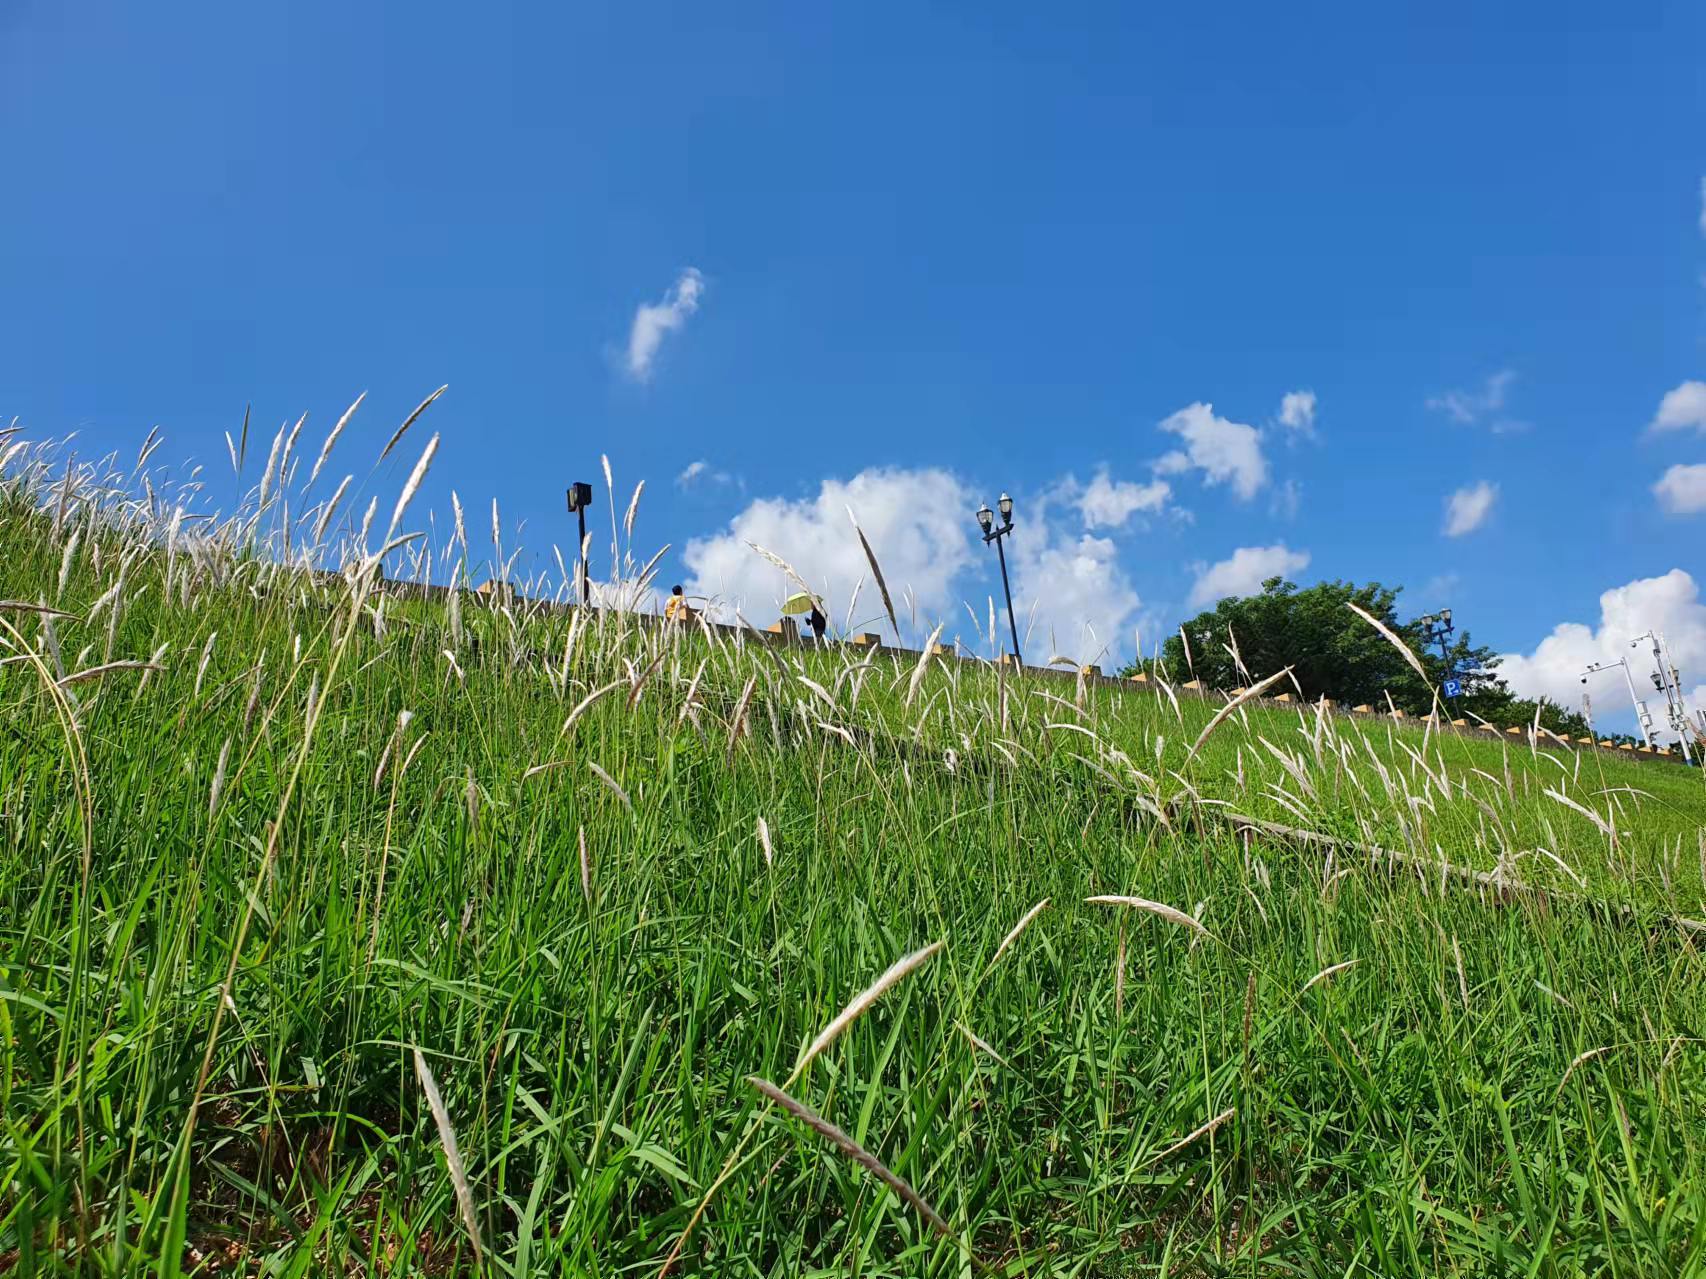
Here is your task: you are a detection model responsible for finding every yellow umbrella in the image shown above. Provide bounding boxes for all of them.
[781,590,821,616]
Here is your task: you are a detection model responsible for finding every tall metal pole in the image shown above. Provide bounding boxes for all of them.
[1656,631,1694,763]
[1618,658,1653,748]
[577,504,588,605]
[994,532,1021,668]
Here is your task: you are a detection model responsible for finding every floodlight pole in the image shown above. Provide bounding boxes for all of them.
[1640,630,1695,764]
[1658,632,1695,764]
[1585,655,1652,748]
[976,494,1022,669]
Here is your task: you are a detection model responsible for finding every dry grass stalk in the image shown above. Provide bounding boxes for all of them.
[906,623,945,708]
[1085,895,1212,939]
[588,761,632,812]
[412,1048,484,1268]
[1183,667,1292,766]
[562,678,625,736]
[955,1021,1013,1069]
[757,815,773,867]
[1555,1044,1617,1099]
[744,541,814,600]
[845,505,899,637]
[381,433,439,547]
[1300,958,1360,994]
[623,479,645,543]
[1345,601,1431,685]
[745,1075,955,1241]
[308,391,364,489]
[800,940,943,1072]
[57,659,162,689]
[1145,1107,1236,1167]
[987,898,1049,971]
[209,737,232,820]
[379,385,447,464]
[578,825,592,902]
[1544,787,1613,838]
[726,674,758,765]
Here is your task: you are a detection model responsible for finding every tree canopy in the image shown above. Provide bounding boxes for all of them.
[1124,577,1589,737]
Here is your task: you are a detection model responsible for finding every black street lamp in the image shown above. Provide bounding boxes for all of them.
[566,481,593,604]
[976,491,1022,668]
[1420,608,1456,703]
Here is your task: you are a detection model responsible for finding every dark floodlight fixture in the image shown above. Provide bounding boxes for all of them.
[567,481,594,603]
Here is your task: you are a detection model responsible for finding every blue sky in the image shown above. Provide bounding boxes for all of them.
[4,2,1705,727]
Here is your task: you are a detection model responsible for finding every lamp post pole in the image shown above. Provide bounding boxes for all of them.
[977,493,1022,668]
[1420,608,1457,709]
[566,482,593,605]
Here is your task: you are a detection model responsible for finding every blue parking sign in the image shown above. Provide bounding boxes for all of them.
[1442,678,1463,699]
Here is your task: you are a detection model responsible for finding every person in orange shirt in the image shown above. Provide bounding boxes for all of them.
[664,584,695,624]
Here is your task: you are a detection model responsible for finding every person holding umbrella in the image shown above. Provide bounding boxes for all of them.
[782,590,827,643]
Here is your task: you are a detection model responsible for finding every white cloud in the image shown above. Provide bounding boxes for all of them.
[1154,402,1268,500]
[1499,569,1706,736]
[1648,381,1706,435]
[1277,389,1317,438]
[1007,493,1143,665]
[1427,370,1525,431]
[676,458,736,490]
[624,267,704,381]
[1077,467,1171,528]
[1442,481,1498,537]
[1270,478,1302,519]
[682,467,973,631]
[1187,543,1310,609]
[1655,463,1706,515]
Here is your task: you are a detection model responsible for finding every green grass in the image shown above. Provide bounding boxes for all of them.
[3,433,1706,1277]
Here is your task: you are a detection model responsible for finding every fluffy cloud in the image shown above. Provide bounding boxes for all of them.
[1154,403,1268,500]
[676,458,736,490]
[1442,481,1498,537]
[625,268,704,381]
[682,467,973,631]
[1077,467,1171,528]
[1277,389,1317,438]
[1187,543,1310,609]
[1427,370,1525,432]
[1655,463,1706,515]
[1007,497,1143,665]
[1498,569,1706,734]
[1648,381,1706,435]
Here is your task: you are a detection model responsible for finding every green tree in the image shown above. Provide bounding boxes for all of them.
[1127,576,1588,735]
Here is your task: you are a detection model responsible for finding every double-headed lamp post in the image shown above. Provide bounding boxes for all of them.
[1420,608,1456,705]
[976,492,1022,668]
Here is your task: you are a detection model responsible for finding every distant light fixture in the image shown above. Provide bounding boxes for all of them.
[998,492,1014,522]
[1441,607,1452,624]
[976,502,994,535]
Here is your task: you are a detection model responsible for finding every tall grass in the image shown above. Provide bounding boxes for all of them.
[0,419,1703,1276]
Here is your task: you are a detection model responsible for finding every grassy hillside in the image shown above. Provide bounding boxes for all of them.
[2,431,1705,1276]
